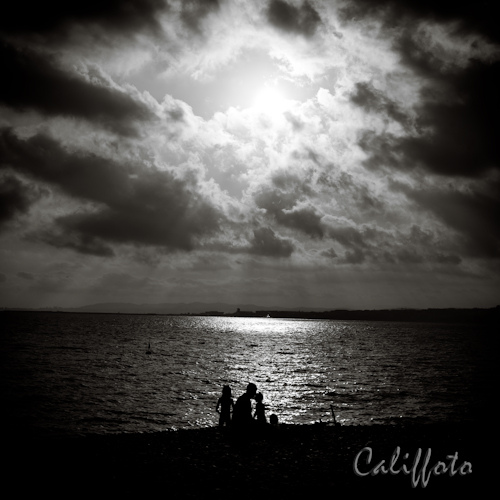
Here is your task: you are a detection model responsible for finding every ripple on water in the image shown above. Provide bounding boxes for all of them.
[0,313,492,435]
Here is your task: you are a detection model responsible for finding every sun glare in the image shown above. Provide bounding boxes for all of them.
[253,87,288,115]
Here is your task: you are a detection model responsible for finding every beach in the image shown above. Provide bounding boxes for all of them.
[4,422,487,498]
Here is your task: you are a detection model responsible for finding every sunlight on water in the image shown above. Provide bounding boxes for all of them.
[1,312,492,436]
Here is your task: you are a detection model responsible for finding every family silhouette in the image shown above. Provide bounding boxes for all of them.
[216,383,278,430]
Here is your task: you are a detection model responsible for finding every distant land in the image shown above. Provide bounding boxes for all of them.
[65,301,319,315]
[2,302,499,324]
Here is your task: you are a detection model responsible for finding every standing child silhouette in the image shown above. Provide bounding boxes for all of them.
[216,385,234,427]
[254,392,267,424]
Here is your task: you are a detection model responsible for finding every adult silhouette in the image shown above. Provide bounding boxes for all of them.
[232,383,257,427]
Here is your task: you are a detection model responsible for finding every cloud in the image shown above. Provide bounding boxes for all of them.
[0,128,223,254]
[92,272,161,294]
[335,0,500,181]
[0,173,46,230]
[180,0,221,33]
[350,82,409,126]
[393,31,452,80]
[394,248,423,264]
[0,42,156,136]
[327,225,369,250]
[391,180,500,259]
[249,227,294,257]
[0,0,167,41]
[321,247,337,259]
[435,253,461,265]
[266,0,322,37]
[254,186,324,239]
[338,0,499,44]
[343,247,365,264]
[0,0,499,310]
[277,206,324,238]
[17,271,34,280]
[38,229,116,257]
[400,60,500,177]
[358,59,500,178]
[0,128,132,203]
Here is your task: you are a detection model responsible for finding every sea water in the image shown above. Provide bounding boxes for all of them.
[0,312,495,437]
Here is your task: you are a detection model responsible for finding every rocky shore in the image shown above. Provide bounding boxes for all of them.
[4,423,489,497]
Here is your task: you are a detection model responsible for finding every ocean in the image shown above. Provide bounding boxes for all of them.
[0,311,495,437]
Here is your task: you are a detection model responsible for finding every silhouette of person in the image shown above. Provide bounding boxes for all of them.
[216,385,234,427]
[232,383,257,427]
[254,392,267,424]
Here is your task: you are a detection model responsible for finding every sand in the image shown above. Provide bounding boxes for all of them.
[3,422,490,498]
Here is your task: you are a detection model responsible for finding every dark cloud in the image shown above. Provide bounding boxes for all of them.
[0,129,133,203]
[254,184,324,238]
[393,238,461,266]
[393,32,450,80]
[38,229,116,257]
[332,170,385,214]
[407,225,433,246]
[277,206,324,238]
[0,0,224,46]
[52,185,218,250]
[401,60,500,177]
[0,172,46,229]
[339,0,500,44]
[435,253,461,265]
[350,82,409,126]
[343,2,500,179]
[343,247,365,264]
[325,222,463,267]
[0,0,166,41]
[254,182,297,208]
[359,59,500,178]
[0,128,222,254]
[249,227,294,257]
[358,131,400,171]
[0,42,155,136]
[325,225,391,264]
[391,180,500,258]
[327,225,369,250]
[271,170,314,196]
[267,0,322,37]
[321,247,338,259]
[181,0,220,33]
[395,248,424,264]
[17,272,34,280]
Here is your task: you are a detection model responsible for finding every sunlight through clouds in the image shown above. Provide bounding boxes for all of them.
[253,86,289,114]
[0,0,498,310]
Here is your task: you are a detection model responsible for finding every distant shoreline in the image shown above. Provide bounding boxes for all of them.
[2,306,498,324]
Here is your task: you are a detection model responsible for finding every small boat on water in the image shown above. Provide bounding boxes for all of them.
[146,342,152,354]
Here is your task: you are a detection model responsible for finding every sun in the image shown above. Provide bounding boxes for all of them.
[253,86,288,115]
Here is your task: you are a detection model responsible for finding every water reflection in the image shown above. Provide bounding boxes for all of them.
[1,312,487,435]
[163,316,479,429]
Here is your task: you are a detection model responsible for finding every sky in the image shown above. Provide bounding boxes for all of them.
[0,0,499,310]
